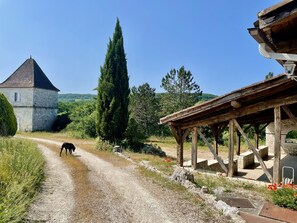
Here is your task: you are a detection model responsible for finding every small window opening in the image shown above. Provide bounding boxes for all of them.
[14,92,20,102]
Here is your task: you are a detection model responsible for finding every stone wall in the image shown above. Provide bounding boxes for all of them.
[266,119,297,154]
[14,107,33,131]
[33,107,57,131]
[33,88,58,108]
[0,87,58,131]
[0,88,34,107]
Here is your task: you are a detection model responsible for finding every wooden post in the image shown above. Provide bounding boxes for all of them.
[177,140,183,167]
[211,125,219,158]
[234,119,273,182]
[274,106,281,184]
[169,125,191,167]
[191,127,198,169]
[254,124,260,149]
[228,119,235,177]
[211,124,226,158]
[197,128,228,173]
[236,130,241,155]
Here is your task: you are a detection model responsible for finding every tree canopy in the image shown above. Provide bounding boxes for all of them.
[160,66,202,114]
[130,83,160,137]
[97,18,129,143]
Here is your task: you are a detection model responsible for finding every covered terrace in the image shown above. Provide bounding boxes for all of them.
[160,0,297,184]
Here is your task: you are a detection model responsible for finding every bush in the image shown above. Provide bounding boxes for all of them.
[0,94,17,136]
[286,130,297,140]
[271,187,297,210]
[142,144,166,157]
[123,118,147,152]
[96,137,113,151]
[66,101,97,138]
[52,113,71,132]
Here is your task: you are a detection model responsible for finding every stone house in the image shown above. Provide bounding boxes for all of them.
[0,57,59,131]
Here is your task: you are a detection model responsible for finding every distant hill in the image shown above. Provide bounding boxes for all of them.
[156,92,217,102]
[58,93,217,103]
[58,94,96,102]
[200,93,217,101]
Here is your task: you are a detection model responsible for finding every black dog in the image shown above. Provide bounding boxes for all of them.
[60,142,76,157]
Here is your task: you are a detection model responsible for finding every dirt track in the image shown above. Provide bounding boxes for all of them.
[24,137,233,223]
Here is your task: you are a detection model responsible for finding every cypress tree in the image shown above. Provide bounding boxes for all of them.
[97,18,129,143]
[0,93,17,136]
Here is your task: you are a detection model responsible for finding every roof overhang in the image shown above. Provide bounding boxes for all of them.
[248,0,297,69]
[160,74,297,129]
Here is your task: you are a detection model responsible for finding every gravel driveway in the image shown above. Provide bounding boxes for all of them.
[23,137,233,223]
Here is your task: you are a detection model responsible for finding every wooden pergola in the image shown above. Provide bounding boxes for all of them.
[160,75,297,183]
[160,0,297,184]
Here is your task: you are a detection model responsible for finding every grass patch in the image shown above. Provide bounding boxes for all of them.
[193,172,268,196]
[0,137,44,223]
[138,166,203,205]
[126,151,176,175]
[146,135,264,153]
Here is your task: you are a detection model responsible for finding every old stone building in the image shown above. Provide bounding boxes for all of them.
[0,57,59,131]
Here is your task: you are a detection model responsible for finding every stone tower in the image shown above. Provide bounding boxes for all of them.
[0,57,59,131]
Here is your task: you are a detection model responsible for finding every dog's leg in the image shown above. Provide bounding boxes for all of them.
[60,147,63,157]
[66,148,68,155]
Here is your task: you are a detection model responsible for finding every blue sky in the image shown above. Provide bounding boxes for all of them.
[0,0,284,95]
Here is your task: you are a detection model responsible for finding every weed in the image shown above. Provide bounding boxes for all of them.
[0,138,44,223]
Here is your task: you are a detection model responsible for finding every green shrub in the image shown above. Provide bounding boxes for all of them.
[0,94,17,136]
[271,187,297,210]
[0,138,44,222]
[142,144,166,157]
[66,101,97,138]
[123,118,147,152]
[52,113,71,132]
[96,137,113,151]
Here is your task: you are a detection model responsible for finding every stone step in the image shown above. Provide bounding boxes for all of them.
[183,158,207,168]
[207,159,238,173]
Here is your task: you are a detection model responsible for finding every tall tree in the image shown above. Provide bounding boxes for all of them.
[130,83,160,136]
[160,66,202,114]
[97,18,129,143]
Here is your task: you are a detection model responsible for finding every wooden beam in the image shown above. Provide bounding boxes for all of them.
[234,119,273,182]
[231,100,241,108]
[228,119,235,177]
[210,125,219,156]
[254,124,260,149]
[282,105,297,124]
[258,2,297,29]
[169,125,186,167]
[180,94,297,129]
[191,127,198,169]
[259,123,270,132]
[169,125,179,142]
[182,128,192,142]
[160,75,290,125]
[244,124,253,132]
[197,128,228,173]
[176,127,183,167]
[274,106,281,184]
[236,130,241,156]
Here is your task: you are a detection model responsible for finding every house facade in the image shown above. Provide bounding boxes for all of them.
[0,57,59,131]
